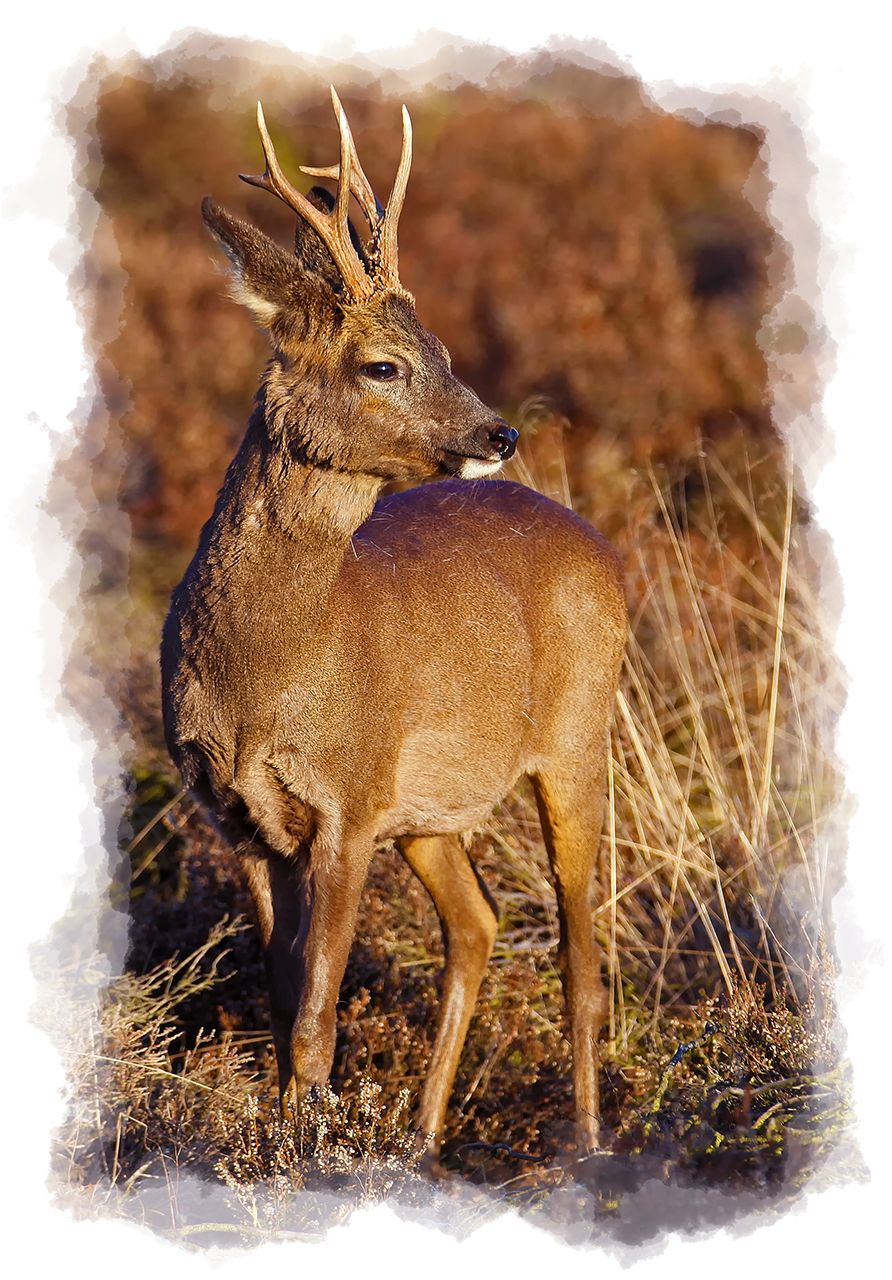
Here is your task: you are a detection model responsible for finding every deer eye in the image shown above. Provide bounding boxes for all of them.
[359,361,402,382]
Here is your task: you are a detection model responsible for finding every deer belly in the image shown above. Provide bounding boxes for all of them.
[379,720,525,838]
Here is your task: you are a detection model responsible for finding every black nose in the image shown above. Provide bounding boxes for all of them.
[489,424,519,460]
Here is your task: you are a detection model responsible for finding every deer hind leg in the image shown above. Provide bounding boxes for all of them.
[240,834,375,1114]
[532,769,609,1153]
[396,834,498,1154]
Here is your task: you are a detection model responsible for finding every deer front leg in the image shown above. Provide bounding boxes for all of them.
[397,834,498,1159]
[241,835,374,1111]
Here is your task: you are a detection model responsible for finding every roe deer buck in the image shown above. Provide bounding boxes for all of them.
[161,88,626,1159]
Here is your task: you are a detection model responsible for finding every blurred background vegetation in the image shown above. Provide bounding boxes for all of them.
[49,37,859,1247]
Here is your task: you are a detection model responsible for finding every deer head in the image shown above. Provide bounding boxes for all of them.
[201,87,518,487]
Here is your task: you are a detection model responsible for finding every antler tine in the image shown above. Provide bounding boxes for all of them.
[329,87,355,262]
[240,103,314,218]
[299,161,384,225]
[378,105,412,286]
[300,87,384,228]
[239,101,371,301]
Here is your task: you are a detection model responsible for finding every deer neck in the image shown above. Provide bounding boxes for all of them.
[197,404,383,632]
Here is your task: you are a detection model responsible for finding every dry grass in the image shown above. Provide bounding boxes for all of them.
[497,438,839,1026]
[49,918,259,1198]
[607,452,838,1041]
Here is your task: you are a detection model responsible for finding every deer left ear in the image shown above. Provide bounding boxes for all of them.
[202,196,304,326]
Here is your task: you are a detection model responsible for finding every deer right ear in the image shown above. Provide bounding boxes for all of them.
[202,197,310,327]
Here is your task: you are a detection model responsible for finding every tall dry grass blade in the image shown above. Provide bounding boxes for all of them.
[648,465,759,808]
[606,745,618,1050]
[754,463,794,849]
[125,788,188,853]
[649,745,696,1027]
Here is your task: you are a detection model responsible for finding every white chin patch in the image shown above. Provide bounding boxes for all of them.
[458,457,503,479]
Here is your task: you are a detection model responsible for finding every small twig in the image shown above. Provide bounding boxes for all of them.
[708,1076,819,1106]
[667,1022,718,1069]
[752,1101,785,1130]
[454,1141,552,1166]
[70,1051,245,1104]
[648,1023,718,1115]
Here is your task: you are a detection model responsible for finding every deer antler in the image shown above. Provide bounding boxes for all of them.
[299,90,384,227]
[377,104,412,288]
[301,88,412,290]
[239,87,412,302]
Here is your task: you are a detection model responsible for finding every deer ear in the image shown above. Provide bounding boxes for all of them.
[202,197,324,327]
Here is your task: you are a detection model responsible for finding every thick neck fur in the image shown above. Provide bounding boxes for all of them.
[179,379,384,655]
[216,377,382,536]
